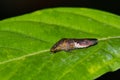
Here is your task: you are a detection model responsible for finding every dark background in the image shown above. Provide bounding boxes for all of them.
[0,0,120,80]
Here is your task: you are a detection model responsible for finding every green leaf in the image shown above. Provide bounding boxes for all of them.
[0,7,120,80]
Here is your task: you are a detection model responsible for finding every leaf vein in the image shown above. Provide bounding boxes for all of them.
[0,49,49,65]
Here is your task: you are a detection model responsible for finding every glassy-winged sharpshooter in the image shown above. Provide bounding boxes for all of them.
[50,38,98,53]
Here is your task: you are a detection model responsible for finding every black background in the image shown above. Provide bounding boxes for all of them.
[0,0,120,80]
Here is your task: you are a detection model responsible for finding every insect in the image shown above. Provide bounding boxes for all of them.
[50,38,98,53]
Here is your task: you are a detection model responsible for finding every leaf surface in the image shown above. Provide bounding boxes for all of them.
[0,7,120,80]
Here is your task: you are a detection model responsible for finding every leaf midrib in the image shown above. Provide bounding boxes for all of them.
[0,36,119,65]
[0,49,49,65]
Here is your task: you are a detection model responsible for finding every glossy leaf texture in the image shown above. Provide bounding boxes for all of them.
[0,7,120,80]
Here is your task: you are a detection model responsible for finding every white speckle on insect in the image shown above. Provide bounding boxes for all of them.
[74,42,87,48]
